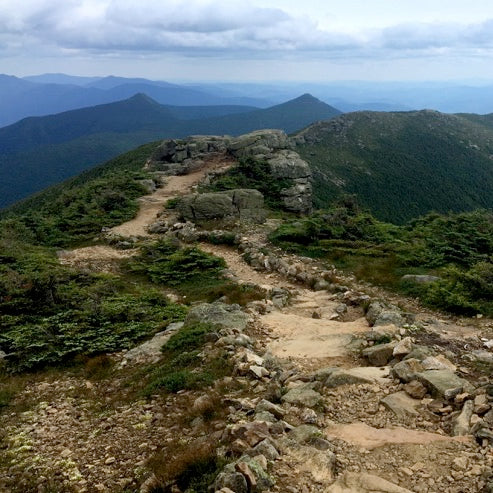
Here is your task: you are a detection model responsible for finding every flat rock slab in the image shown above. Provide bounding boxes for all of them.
[327,472,414,493]
[415,370,474,398]
[325,422,471,450]
[380,391,420,418]
[325,367,391,388]
[122,322,184,364]
[184,302,249,331]
[283,443,336,483]
[281,386,322,408]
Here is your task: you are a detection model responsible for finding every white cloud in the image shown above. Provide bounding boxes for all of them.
[2,0,493,72]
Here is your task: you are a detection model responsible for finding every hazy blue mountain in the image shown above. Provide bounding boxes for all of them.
[0,75,271,127]
[23,73,102,85]
[0,93,339,208]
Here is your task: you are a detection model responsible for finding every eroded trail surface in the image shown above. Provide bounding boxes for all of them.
[201,242,493,493]
[4,158,492,493]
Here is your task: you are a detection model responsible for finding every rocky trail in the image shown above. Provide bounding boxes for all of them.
[2,133,492,492]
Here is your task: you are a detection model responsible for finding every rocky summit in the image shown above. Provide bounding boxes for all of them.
[148,130,312,214]
[0,127,491,493]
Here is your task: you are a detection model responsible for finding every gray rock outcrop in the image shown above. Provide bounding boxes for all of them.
[178,189,266,223]
[149,130,312,214]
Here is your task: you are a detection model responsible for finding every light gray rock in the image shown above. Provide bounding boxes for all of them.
[178,189,266,223]
[365,301,386,326]
[401,274,441,284]
[281,385,322,408]
[122,323,183,364]
[362,342,396,366]
[391,358,424,383]
[393,337,414,358]
[214,472,248,493]
[249,365,270,379]
[253,439,280,461]
[288,424,321,444]
[453,399,474,436]
[381,391,420,418]
[374,310,404,327]
[184,302,249,331]
[415,370,474,398]
[255,399,285,419]
[324,367,390,387]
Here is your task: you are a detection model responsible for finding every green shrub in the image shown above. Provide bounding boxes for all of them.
[202,156,294,209]
[129,240,226,287]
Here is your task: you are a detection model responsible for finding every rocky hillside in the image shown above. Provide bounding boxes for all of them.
[0,130,492,492]
[295,110,493,223]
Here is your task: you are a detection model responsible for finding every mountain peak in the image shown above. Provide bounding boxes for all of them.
[293,93,321,103]
[126,93,160,105]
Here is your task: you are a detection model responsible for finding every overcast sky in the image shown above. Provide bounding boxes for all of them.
[2,0,493,81]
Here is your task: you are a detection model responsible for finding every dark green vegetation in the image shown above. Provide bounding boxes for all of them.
[201,156,293,209]
[0,239,186,372]
[0,93,339,208]
[128,240,266,305]
[271,199,493,316]
[297,110,493,223]
[0,141,158,246]
[142,322,231,395]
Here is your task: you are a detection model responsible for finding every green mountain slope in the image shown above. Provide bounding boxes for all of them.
[296,110,493,223]
[191,94,341,135]
[0,94,339,209]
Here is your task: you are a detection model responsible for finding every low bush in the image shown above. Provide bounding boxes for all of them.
[128,240,266,304]
[270,199,493,316]
[148,440,227,493]
[0,240,187,372]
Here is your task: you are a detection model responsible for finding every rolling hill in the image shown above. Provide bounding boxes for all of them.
[296,110,493,223]
[0,93,340,208]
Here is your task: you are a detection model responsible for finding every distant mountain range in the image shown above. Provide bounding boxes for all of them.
[0,93,341,208]
[296,110,493,222]
[0,74,274,127]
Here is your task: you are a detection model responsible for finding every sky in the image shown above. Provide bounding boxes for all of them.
[2,0,493,81]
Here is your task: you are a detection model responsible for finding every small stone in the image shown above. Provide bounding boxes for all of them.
[105,457,116,465]
[404,380,427,399]
[253,439,280,461]
[236,462,257,490]
[300,408,318,424]
[250,365,269,379]
[60,449,72,458]
[393,337,413,358]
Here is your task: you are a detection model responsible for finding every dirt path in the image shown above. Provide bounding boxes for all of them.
[58,157,234,270]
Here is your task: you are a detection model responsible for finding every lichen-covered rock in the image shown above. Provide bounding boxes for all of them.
[362,342,397,366]
[415,370,474,398]
[281,385,322,408]
[184,302,249,331]
[178,189,266,223]
[150,130,312,214]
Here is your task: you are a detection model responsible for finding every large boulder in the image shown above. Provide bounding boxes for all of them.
[178,189,266,223]
[184,302,249,331]
[415,370,474,398]
[228,130,291,158]
[267,150,312,214]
